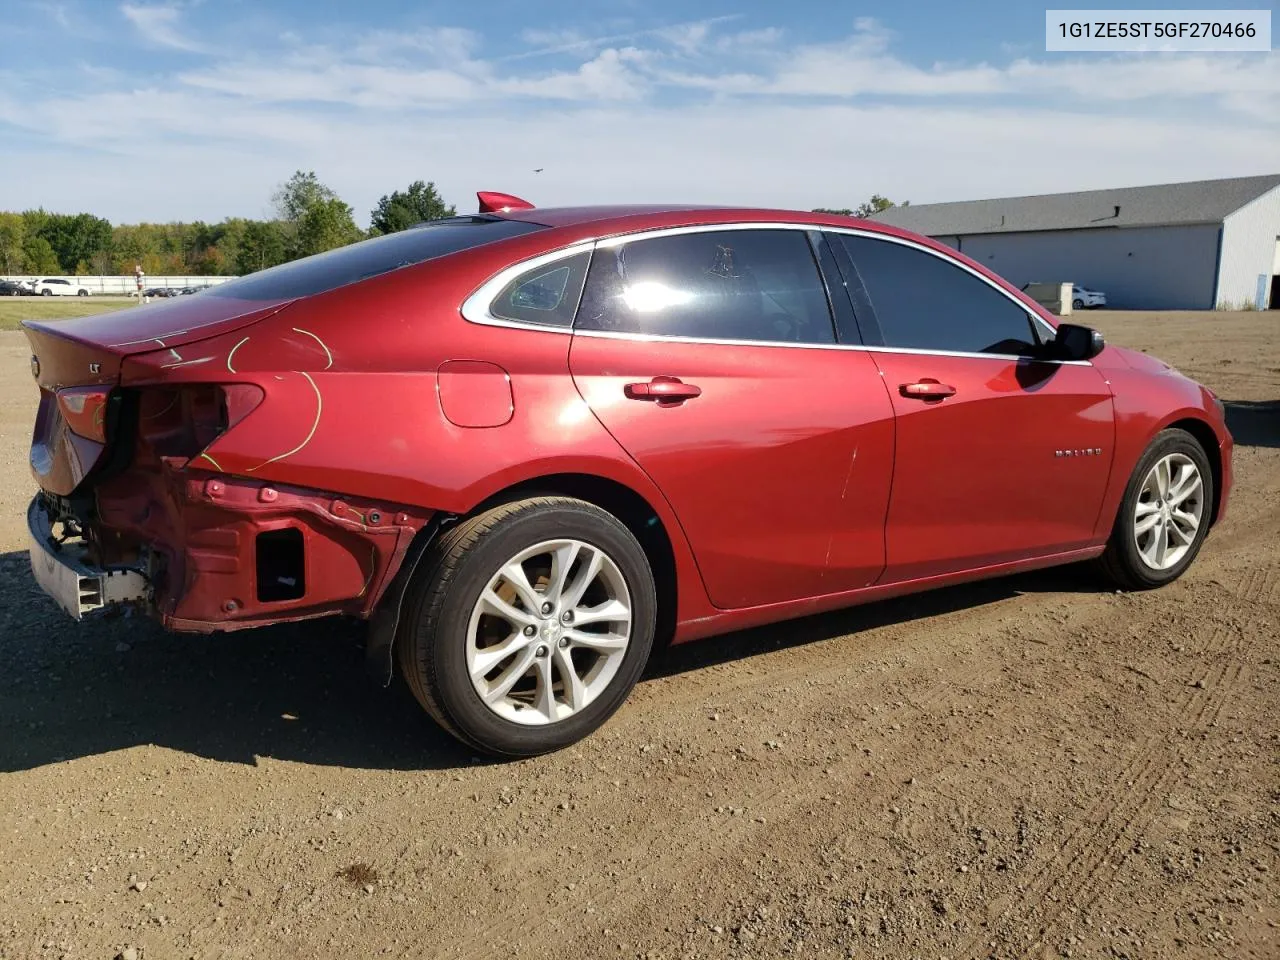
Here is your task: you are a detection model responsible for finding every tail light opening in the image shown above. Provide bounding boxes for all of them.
[134,383,265,462]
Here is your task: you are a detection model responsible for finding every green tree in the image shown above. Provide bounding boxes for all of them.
[0,212,25,274]
[270,170,363,260]
[111,223,157,274]
[812,196,908,219]
[854,194,903,219]
[34,212,113,273]
[369,180,455,235]
[212,218,250,273]
[22,235,60,274]
[295,198,363,257]
[273,170,340,223]
[236,220,288,274]
[22,208,50,240]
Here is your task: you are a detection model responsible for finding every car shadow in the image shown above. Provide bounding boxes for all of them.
[0,549,475,773]
[1224,400,1280,450]
[0,548,1107,773]
[645,563,1102,680]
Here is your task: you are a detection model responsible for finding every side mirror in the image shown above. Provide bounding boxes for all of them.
[1052,323,1105,361]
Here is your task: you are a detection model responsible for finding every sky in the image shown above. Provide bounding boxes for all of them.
[0,0,1277,227]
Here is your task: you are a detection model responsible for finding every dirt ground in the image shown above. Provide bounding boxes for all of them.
[0,311,1276,960]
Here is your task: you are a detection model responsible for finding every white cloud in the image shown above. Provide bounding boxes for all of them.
[1006,55,1280,121]
[1,13,1276,225]
[496,48,649,101]
[351,27,481,65]
[40,1,71,29]
[120,2,207,53]
[179,60,485,107]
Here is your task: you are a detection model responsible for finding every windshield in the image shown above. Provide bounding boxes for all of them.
[209,216,546,300]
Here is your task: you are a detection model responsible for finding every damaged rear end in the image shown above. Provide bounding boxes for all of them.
[24,295,431,632]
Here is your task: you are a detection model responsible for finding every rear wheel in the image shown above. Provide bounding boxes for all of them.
[1098,428,1213,590]
[397,496,656,757]
[41,289,52,297]
[1072,298,1084,310]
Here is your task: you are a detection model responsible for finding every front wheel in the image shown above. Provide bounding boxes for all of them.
[1098,428,1214,590]
[77,289,88,297]
[397,496,656,757]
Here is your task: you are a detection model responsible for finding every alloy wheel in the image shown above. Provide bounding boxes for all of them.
[1133,452,1204,571]
[465,539,632,725]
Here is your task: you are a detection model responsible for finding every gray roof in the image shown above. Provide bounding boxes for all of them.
[869,173,1280,237]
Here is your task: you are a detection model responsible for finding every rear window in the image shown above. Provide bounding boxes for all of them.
[209,216,546,300]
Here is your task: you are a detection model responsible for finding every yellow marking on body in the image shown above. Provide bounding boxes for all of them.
[245,371,321,472]
[226,336,250,373]
[357,544,378,598]
[291,327,334,370]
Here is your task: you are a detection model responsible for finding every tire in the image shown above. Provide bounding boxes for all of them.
[397,496,657,757]
[1072,298,1084,310]
[77,289,88,297]
[41,289,52,296]
[1097,428,1214,590]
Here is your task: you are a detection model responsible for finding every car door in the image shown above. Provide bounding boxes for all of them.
[568,226,896,610]
[826,231,1115,582]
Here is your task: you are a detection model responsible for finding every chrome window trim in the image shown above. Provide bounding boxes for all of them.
[569,327,1092,365]
[592,221,811,248]
[460,222,1080,364]
[460,240,595,333]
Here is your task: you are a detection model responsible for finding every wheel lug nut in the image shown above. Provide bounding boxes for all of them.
[535,645,549,658]
[523,624,536,637]
[561,610,573,623]
[540,602,553,615]
[558,637,570,649]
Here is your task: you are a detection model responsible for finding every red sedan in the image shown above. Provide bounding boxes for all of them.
[24,194,1233,756]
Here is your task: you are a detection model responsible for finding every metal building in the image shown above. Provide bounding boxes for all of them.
[870,174,1280,310]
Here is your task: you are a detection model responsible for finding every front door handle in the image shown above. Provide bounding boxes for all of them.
[899,379,957,401]
[624,377,702,403]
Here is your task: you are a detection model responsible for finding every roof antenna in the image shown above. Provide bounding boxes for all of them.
[477,191,536,214]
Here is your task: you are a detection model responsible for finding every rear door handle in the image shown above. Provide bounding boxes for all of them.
[624,377,702,403]
[899,379,957,401]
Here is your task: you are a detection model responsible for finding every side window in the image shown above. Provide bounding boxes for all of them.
[838,235,1041,356]
[489,250,590,328]
[575,229,836,345]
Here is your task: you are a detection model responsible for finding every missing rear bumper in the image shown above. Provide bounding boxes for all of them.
[27,497,150,619]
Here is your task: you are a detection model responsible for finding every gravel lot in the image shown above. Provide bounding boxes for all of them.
[1,311,1276,960]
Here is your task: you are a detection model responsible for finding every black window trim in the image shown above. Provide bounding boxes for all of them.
[823,226,1059,357]
[460,222,1084,364]
[819,230,879,346]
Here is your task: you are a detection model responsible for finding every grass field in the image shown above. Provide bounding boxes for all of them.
[0,298,134,331]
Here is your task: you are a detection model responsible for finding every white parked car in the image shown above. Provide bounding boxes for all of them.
[31,278,91,297]
[1070,283,1107,310]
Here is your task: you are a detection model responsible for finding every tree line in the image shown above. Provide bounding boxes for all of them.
[811,194,906,219]
[0,174,904,279]
[0,171,455,277]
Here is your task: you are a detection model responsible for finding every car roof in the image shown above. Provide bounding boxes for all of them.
[500,204,892,236]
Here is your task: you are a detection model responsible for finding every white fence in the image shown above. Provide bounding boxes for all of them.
[2,275,238,295]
